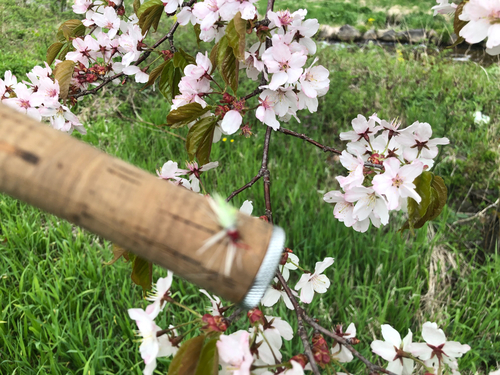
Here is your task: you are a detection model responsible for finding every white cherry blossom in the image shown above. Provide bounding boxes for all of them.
[371,325,414,375]
[294,257,334,303]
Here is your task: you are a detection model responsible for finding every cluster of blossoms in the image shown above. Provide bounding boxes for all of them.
[371,322,471,375]
[128,272,308,375]
[71,0,150,84]
[324,114,449,232]
[432,0,500,55]
[253,10,329,131]
[0,69,85,134]
[179,0,258,42]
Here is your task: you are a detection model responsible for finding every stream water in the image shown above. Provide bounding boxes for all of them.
[324,40,500,67]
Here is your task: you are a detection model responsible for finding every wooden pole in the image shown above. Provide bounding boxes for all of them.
[0,104,284,308]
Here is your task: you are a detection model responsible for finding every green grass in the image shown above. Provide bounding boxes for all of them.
[1,1,500,374]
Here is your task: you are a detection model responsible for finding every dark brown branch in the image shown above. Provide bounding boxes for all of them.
[278,127,342,155]
[226,307,244,325]
[275,272,321,375]
[226,172,263,202]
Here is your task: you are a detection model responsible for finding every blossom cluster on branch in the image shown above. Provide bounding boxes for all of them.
[324,115,449,232]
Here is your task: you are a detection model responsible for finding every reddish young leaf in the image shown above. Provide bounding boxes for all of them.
[168,335,206,375]
[53,60,76,100]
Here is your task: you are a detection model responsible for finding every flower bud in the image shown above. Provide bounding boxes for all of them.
[290,353,308,368]
[247,308,264,325]
[201,314,228,332]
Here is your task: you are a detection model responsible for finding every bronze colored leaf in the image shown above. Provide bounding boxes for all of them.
[186,116,218,164]
[166,103,212,128]
[131,255,152,293]
[46,42,64,66]
[168,335,206,375]
[53,60,76,100]
[226,12,246,60]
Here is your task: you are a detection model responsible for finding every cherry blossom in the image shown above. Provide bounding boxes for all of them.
[220,110,243,134]
[408,322,470,372]
[261,282,296,310]
[459,0,500,52]
[323,191,356,228]
[123,65,149,83]
[217,330,253,375]
[344,186,389,226]
[92,6,121,38]
[299,58,329,98]
[330,323,356,363]
[339,114,382,142]
[73,0,92,14]
[397,121,450,161]
[372,158,424,210]
[256,93,280,130]
[145,272,174,318]
[294,257,334,303]
[262,41,307,90]
[128,308,177,375]
[200,288,223,316]
[66,35,99,67]
[251,316,293,364]
[3,84,43,121]
[177,6,197,26]
[239,200,253,215]
[157,161,188,181]
[163,0,183,14]
[370,325,414,375]
[431,0,457,16]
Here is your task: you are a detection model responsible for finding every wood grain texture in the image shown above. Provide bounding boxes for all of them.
[0,104,275,303]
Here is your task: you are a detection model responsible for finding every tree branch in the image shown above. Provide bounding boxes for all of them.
[226,172,263,202]
[276,272,321,375]
[278,127,342,155]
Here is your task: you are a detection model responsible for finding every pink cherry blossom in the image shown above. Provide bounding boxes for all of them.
[256,93,280,130]
[163,0,183,14]
[336,151,365,190]
[262,41,307,90]
[431,0,457,16]
[92,6,121,38]
[345,186,389,225]
[66,35,99,67]
[299,58,329,98]
[459,0,500,50]
[184,52,212,80]
[3,84,43,121]
[123,65,149,83]
[340,114,382,142]
[294,257,334,303]
[323,191,357,227]
[217,330,253,375]
[371,325,414,375]
[243,43,266,81]
[289,17,320,54]
[177,6,197,25]
[397,121,449,161]
[199,288,223,316]
[408,322,470,372]
[73,0,92,14]
[372,158,424,210]
[157,161,188,181]
[220,110,242,135]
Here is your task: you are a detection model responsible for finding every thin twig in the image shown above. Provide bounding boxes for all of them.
[115,110,186,141]
[226,172,263,202]
[262,126,273,223]
[452,198,499,226]
[275,272,321,375]
[227,307,244,325]
[278,127,342,155]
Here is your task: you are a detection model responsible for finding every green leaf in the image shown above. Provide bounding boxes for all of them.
[168,335,206,375]
[173,49,197,71]
[56,30,66,43]
[167,103,212,128]
[186,116,218,164]
[217,36,239,94]
[400,172,448,232]
[46,42,64,66]
[226,12,246,60]
[59,19,85,41]
[159,61,182,102]
[58,44,71,61]
[194,24,202,48]
[133,0,141,15]
[137,0,162,18]
[142,60,168,89]
[209,43,218,74]
[194,336,220,375]
[131,255,152,293]
[53,60,75,100]
[139,3,164,34]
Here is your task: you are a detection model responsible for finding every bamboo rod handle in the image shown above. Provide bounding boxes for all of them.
[0,104,285,308]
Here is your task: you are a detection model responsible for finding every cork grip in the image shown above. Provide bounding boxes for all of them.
[0,104,283,306]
